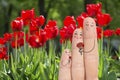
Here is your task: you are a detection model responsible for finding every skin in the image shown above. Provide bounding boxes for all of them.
[58,49,71,80]
[58,17,98,80]
[72,28,84,80]
[83,17,98,80]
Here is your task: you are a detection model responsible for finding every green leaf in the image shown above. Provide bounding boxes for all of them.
[108,71,117,80]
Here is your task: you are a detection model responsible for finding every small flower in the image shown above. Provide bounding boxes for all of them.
[11,17,23,31]
[115,28,120,36]
[76,42,84,55]
[76,42,84,48]
[44,20,59,39]
[103,29,114,38]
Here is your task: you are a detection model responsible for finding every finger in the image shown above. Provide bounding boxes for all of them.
[58,49,71,80]
[83,17,99,80]
[72,28,85,80]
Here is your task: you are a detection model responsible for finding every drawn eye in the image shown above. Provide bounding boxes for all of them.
[91,22,94,27]
[74,32,77,35]
[80,33,82,36]
[90,24,94,27]
[85,23,89,26]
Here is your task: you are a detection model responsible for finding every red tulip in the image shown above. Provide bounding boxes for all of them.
[0,51,8,60]
[11,38,24,48]
[76,12,88,28]
[115,28,120,36]
[25,33,29,42]
[0,47,8,60]
[35,29,47,46]
[11,18,23,31]
[63,16,76,27]
[96,27,102,39]
[28,35,40,48]
[18,38,24,47]
[60,25,75,43]
[44,20,58,39]
[60,16,76,43]
[28,29,47,48]
[21,8,35,25]
[30,19,39,34]
[103,29,114,38]
[0,38,6,45]
[10,31,24,48]
[0,47,7,51]
[60,26,69,40]
[97,13,112,27]
[12,31,24,39]
[4,33,12,41]
[35,15,45,27]
[86,3,102,17]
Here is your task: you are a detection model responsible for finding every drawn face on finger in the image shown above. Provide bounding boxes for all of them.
[61,49,71,67]
[83,17,97,38]
[72,28,83,49]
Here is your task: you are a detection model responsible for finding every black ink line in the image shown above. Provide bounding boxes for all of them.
[84,39,95,53]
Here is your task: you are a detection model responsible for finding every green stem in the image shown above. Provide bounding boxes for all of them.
[15,35,18,67]
[99,28,104,78]
[107,38,110,56]
[23,31,26,57]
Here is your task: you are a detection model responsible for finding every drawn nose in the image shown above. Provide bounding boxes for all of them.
[86,26,89,31]
[76,36,82,39]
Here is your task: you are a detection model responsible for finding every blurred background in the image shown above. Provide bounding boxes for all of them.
[0,0,120,52]
[0,0,120,35]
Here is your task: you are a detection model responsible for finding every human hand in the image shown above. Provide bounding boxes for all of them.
[58,17,98,80]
